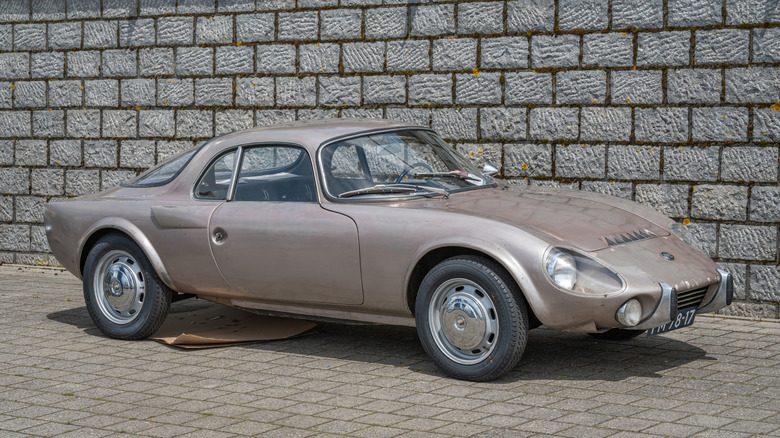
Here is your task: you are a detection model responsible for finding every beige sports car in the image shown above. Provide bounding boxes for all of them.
[45,118,733,381]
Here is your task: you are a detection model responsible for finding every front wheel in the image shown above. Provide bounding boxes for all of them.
[83,234,172,340]
[415,256,528,381]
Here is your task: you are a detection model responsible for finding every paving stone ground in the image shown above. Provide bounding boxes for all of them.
[1,265,779,438]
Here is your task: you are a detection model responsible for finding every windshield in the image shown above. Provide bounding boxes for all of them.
[321,130,494,199]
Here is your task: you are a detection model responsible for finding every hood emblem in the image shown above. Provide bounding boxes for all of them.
[661,252,675,260]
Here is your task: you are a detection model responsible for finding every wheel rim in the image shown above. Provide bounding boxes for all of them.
[92,250,145,325]
[428,278,499,365]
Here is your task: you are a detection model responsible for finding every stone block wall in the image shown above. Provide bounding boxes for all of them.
[0,0,778,316]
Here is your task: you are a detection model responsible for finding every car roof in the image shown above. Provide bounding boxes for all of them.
[203,118,426,155]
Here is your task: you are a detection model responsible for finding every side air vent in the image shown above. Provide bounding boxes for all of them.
[605,229,657,247]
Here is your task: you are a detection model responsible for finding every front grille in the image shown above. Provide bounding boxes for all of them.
[604,229,657,247]
[677,287,708,309]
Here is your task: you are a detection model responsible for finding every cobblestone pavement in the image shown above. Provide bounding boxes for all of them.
[1,265,779,438]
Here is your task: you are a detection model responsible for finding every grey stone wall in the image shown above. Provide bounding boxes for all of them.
[0,0,778,316]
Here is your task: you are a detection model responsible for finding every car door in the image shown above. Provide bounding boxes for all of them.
[205,144,364,305]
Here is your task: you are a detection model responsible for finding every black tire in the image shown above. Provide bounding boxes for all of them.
[83,234,172,340]
[588,328,646,340]
[415,256,528,381]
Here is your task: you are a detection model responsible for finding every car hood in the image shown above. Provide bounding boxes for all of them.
[436,187,671,252]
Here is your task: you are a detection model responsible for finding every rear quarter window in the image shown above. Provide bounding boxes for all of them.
[122,148,198,187]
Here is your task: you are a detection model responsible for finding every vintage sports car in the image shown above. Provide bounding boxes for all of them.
[45,119,733,381]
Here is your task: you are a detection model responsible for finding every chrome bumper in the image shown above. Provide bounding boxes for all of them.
[697,269,733,314]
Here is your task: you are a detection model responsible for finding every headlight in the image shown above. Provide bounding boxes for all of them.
[544,248,624,294]
[616,299,642,326]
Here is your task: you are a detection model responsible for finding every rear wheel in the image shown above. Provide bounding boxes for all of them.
[83,234,172,340]
[415,256,527,381]
[588,328,646,340]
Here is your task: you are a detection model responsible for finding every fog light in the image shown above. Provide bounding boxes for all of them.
[616,299,642,327]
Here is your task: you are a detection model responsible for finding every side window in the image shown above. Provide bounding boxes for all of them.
[234,146,316,202]
[195,150,236,200]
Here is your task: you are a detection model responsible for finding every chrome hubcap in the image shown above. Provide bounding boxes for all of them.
[429,278,498,365]
[93,250,145,325]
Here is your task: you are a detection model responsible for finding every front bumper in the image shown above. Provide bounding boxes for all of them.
[633,269,733,330]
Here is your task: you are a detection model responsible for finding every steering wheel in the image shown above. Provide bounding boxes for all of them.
[394,162,435,184]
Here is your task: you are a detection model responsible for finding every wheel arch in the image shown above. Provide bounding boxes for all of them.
[78,218,175,290]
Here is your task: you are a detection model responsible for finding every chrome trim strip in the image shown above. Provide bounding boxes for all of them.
[633,283,678,330]
[697,269,733,314]
[226,146,243,201]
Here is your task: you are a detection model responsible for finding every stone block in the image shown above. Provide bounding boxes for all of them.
[0,53,29,79]
[321,9,362,40]
[121,79,156,107]
[754,108,780,142]
[555,144,605,178]
[157,17,193,46]
[692,185,748,220]
[341,108,383,119]
[176,47,213,76]
[507,0,554,32]
[753,28,780,63]
[668,0,722,27]
[634,108,688,143]
[668,69,722,104]
[721,146,778,182]
[0,140,9,164]
[558,0,607,30]
[532,35,579,68]
[196,15,233,44]
[102,49,137,77]
[139,48,174,76]
[0,225,29,251]
[410,4,454,36]
[67,51,100,77]
[215,46,254,75]
[255,109,295,127]
[749,265,780,302]
[32,0,65,20]
[726,0,780,25]
[366,7,406,39]
[140,0,176,15]
[343,42,384,73]
[504,144,552,177]
[119,140,155,168]
[719,225,776,261]
[0,83,10,109]
[84,80,119,107]
[456,73,501,105]
[481,37,528,69]
[83,140,117,167]
[48,22,81,50]
[319,77,361,107]
[717,262,746,299]
[455,143,501,171]
[637,31,690,66]
[257,45,296,74]
[15,196,44,223]
[276,77,316,107]
[31,53,65,79]
[583,33,633,67]
[749,186,780,223]
[50,139,81,166]
[612,0,663,29]
[458,2,503,34]
[409,74,452,106]
[278,12,318,41]
[581,108,631,141]
[611,70,662,104]
[363,75,406,104]
[695,30,749,64]
[0,195,10,220]
[83,21,117,49]
[297,108,338,121]
[13,24,46,51]
[480,108,526,141]
[581,181,632,198]
[683,222,717,257]
[505,72,552,104]
[385,108,430,126]
[100,170,136,190]
[157,140,196,162]
[215,110,253,135]
[725,68,780,104]
[236,13,274,43]
[65,170,100,197]
[14,140,47,166]
[32,110,64,138]
[176,110,212,139]
[692,107,748,142]
[157,78,194,107]
[14,81,46,108]
[103,110,137,138]
[635,183,690,217]
[177,0,215,14]
[0,111,30,138]
[433,38,477,71]
[31,169,64,196]
[607,145,660,180]
[387,40,429,72]
[529,107,579,141]
[0,25,8,51]
[432,108,477,140]
[103,0,137,17]
[217,0,253,12]
[195,78,232,106]
[235,77,274,107]
[119,19,155,47]
[139,110,174,137]
[0,168,29,194]
[663,146,719,181]
[299,43,339,74]
[556,70,606,104]
[67,0,100,19]
[66,109,99,138]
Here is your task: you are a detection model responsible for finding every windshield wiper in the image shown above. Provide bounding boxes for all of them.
[338,184,448,199]
[414,171,482,182]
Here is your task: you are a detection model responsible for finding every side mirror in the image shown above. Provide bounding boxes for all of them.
[482,163,499,176]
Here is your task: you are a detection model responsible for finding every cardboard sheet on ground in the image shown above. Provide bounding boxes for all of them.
[150,305,317,349]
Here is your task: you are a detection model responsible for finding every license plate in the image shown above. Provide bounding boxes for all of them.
[646,306,697,336]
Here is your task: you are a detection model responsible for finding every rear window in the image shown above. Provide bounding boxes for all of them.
[123,148,198,187]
